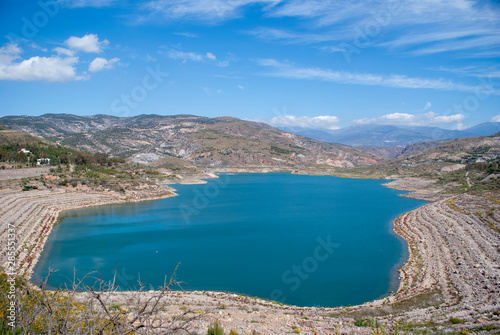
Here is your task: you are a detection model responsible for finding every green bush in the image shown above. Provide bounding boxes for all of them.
[207,321,224,335]
[450,317,464,324]
[22,185,38,191]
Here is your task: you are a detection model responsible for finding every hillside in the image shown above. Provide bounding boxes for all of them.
[0,128,53,147]
[398,132,500,163]
[0,114,379,170]
[0,128,77,166]
[332,133,500,199]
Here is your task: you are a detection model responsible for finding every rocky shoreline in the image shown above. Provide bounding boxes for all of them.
[1,169,499,333]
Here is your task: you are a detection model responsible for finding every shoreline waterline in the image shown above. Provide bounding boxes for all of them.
[30,172,426,308]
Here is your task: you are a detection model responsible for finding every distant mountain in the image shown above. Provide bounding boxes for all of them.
[462,122,500,137]
[279,123,500,147]
[0,114,379,169]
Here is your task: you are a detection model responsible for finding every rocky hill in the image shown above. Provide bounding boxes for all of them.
[0,114,379,170]
[398,133,500,163]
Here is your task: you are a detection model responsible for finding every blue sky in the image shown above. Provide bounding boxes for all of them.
[0,0,499,130]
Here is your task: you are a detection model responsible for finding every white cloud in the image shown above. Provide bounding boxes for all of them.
[64,0,116,8]
[89,57,120,72]
[354,112,466,127]
[424,102,432,110]
[238,84,245,90]
[65,34,109,53]
[492,115,500,123]
[267,115,340,130]
[206,52,216,60]
[0,43,84,82]
[0,43,22,65]
[258,59,500,95]
[432,114,465,124]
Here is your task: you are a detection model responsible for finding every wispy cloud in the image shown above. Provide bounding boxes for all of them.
[89,57,120,72]
[380,29,494,49]
[268,0,496,28]
[173,32,199,38]
[257,59,500,95]
[254,0,500,57]
[140,0,281,23]
[63,0,116,8]
[407,34,500,56]
[354,112,465,127]
[430,66,500,79]
[164,49,204,61]
[245,27,339,44]
[161,48,217,62]
[137,0,499,58]
[53,47,75,57]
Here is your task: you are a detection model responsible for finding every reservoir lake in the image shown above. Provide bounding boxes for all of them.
[33,173,426,307]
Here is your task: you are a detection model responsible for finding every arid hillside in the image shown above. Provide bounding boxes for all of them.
[0,114,379,170]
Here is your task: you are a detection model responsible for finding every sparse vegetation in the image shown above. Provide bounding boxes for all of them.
[0,267,198,334]
[207,321,224,335]
[21,185,38,191]
[450,317,465,324]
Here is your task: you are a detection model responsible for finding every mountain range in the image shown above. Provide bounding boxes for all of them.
[278,122,500,147]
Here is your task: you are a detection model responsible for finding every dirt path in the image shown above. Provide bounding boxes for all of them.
[0,167,50,180]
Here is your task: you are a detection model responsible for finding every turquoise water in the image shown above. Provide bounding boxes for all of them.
[33,173,426,307]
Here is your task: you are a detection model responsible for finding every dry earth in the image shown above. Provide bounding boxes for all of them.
[383,178,443,201]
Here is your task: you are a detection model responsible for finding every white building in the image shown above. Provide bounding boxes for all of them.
[36,158,50,165]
